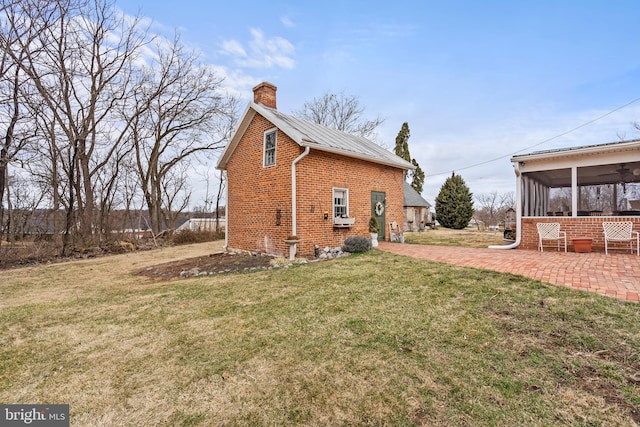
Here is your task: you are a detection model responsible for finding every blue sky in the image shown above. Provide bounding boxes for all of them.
[119,0,640,205]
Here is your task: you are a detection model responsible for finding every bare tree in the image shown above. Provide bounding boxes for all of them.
[293,91,384,140]
[0,1,41,244]
[125,33,237,235]
[160,162,191,234]
[474,191,515,229]
[193,167,215,218]
[215,169,225,230]
[117,156,141,239]
[4,172,45,242]
[0,0,238,257]
[3,0,150,253]
[94,141,135,239]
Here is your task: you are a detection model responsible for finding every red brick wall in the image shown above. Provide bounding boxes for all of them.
[295,150,405,256]
[226,113,405,257]
[521,217,640,252]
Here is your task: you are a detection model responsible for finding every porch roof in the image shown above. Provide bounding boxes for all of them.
[512,139,640,162]
[511,139,640,188]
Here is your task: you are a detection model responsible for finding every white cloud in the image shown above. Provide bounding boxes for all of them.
[220,28,295,69]
[220,39,247,58]
[280,16,296,28]
[210,65,262,101]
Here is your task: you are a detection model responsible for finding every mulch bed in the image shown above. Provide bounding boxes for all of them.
[136,252,276,279]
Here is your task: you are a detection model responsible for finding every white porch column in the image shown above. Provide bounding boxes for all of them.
[522,175,530,216]
[571,166,578,216]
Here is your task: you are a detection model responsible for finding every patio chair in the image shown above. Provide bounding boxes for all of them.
[389,221,404,242]
[602,221,639,255]
[536,222,566,252]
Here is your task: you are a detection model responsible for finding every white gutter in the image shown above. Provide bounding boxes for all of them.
[291,147,311,236]
[223,170,229,251]
[489,162,522,249]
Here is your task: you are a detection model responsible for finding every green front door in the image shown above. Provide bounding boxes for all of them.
[371,191,386,240]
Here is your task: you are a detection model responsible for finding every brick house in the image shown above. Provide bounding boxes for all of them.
[216,82,415,257]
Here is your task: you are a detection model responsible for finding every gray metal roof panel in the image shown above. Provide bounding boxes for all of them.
[403,182,431,207]
[252,103,415,170]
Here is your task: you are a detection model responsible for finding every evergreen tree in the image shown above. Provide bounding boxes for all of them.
[394,122,411,170]
[393,122,425,193]
[435,172,474,229]
[411,159,425,194]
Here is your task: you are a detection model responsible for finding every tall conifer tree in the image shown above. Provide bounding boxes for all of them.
[394,122,425,193]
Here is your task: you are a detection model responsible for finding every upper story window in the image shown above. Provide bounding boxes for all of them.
[263,129,277,167]
[333,188,348,218]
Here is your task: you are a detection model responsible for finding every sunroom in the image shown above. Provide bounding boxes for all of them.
[504,139,640,252]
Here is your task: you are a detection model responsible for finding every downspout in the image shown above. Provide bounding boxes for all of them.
[291,147,311,237]
[223,170,229,251]
[489,161,522,249]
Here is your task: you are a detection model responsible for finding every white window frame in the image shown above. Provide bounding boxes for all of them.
[333,187,349,218]
[263,129,277,167]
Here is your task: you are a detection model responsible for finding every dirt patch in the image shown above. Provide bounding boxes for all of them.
[136,252,276,279]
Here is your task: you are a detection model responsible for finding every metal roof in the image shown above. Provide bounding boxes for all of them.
[510,138,640,188]
[511,139,640,162]
[217,102,415,170]
[403,182,431,208]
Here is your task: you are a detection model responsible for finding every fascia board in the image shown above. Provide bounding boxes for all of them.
[216,105,256,170]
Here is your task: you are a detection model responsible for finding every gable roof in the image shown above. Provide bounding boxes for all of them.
[217,102,415,170]
[403,182,431,208]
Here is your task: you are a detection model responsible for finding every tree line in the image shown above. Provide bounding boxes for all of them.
[0,0,238,254]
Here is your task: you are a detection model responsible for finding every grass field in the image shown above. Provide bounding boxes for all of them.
[404,228,506,248]
[1,237,638,426]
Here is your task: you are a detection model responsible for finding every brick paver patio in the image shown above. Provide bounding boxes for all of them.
[378,241,640,303]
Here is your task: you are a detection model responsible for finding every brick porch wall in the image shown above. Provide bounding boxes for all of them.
[520,217,640,252]
[226,113,405,257]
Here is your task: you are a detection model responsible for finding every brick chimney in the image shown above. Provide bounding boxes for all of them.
[252,82,277,109]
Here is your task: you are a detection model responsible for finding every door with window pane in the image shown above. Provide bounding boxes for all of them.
[371,191,386,240]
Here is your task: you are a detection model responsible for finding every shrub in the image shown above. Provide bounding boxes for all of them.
[368,216,379,233]
[171,230,224,245]
[342,236,372,253]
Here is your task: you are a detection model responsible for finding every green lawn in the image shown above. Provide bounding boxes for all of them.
[404,228,506,248]
[0,242,638,426]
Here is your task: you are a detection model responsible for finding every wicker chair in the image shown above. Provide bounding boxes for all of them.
[536,223,566,252]
[602,222,639,255]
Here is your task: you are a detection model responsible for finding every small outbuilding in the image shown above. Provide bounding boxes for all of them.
[216,82,415,257]
[403,182,433,231]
